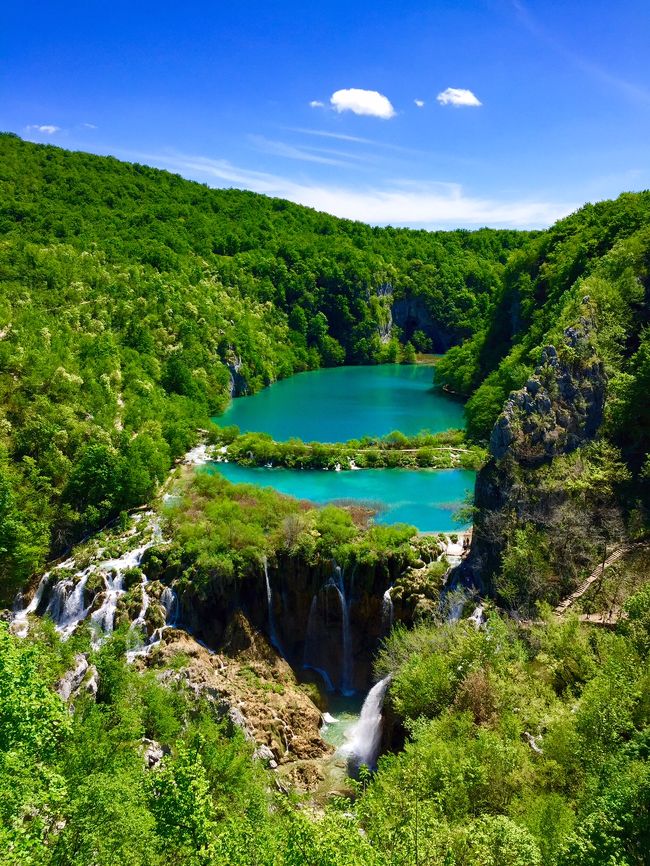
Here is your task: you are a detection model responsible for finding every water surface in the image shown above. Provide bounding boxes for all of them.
[218,364,463,442]
[211,463,473,532]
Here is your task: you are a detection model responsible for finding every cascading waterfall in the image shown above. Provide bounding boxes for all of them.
[341,674,392,770]
[11,573,51,637]
[90,572,125,645]
[132,575,151,629]
[11,493,174,651]
[90,543,151,647]
[160,586,178,625]
[126,585,179,663]
[46,579,74,623]
[56,568,93,639]
[263,557,283,654]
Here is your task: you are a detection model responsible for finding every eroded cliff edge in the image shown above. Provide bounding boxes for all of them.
[464,317,612,607]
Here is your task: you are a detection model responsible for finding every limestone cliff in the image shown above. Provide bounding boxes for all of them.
[466,318,608,596]
[489,320,605,467]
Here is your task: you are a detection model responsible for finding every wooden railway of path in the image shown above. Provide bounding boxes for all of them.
[514,542,647,629]
[553,544,631,616]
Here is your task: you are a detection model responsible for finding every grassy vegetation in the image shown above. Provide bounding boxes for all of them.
[211,425,487,471]
[3,575,650,865]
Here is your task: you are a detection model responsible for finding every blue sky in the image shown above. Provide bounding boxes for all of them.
[2,0,649,228]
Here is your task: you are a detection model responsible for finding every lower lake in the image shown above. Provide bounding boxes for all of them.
[210,463,474,532]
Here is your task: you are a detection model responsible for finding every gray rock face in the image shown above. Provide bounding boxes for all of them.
[390,296,456,352]
[464,319,607,593]
[142,738,167,769]
[489,321,606,467]
[56,654,99,703]
[253,744,275,764]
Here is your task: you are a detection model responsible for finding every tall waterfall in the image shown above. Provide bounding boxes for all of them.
[333,565,353,695]
[341,675,391,771]
[301,563,355,694]
[303,594,335,691]
[263,557,283,654]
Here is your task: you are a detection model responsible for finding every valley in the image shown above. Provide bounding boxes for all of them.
[1,134,649,865]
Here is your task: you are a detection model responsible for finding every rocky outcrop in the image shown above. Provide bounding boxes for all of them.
[465,319,607,593]
[151,624,331,768]
[56,654,98,702]
[391,296,457,352]
[490,321,605,467]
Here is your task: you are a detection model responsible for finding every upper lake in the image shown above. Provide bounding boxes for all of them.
[217,364,464,442]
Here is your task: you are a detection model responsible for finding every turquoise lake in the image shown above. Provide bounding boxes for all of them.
[210,462,474,532]
[212,364,474,532]
[217,364,464,442]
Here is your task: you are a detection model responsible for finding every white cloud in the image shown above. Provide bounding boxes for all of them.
[248,135,363,168]
[309,100,324,108]
[137,150,574,229]
[414,99,425,108]
[437,88,482,107]
[330,88,396,119]
[26,124,60,134]
[83,122,98,129]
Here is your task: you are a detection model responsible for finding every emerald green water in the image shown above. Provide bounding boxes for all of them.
[212,364,474,533]
[211,464,473,532]
[218,364,463,442]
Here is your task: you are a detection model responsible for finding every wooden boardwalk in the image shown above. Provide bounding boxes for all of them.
[553,545,629,616]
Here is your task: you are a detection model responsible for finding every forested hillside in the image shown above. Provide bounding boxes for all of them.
[439,192,650,607]
[0,133,522,595]
[0,131,649,604]
[2,134,650,866]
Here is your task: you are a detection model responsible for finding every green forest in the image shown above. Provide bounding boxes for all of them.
[2,135,650,865]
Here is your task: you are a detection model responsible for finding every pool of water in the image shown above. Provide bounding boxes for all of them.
[217,364,463,442]
[320,693,365,749]
[210,463,474,532]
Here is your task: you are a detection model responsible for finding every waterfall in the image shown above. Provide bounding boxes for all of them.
[381,587,394,633]
[333,565,354,695]
[132,575,151,629]
[90,543,149,647]
[303,594,335,691]
[56,569,93,639]
[263,557,283,655]
[90,572,125,645]
[302,564,354,694]
[333,583,353,695]
[11,573,51,637]
[46,579,73,623]
[160,586,178,625]
[341,675,392,771]
[127,584,179,663]
[13,517,163,647]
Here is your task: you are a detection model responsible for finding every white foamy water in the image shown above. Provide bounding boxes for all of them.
[340,675,391,770]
